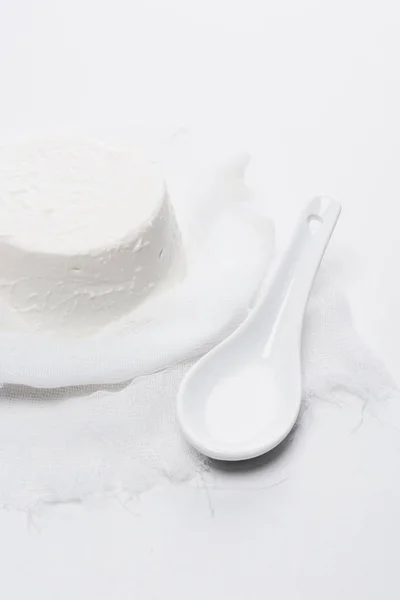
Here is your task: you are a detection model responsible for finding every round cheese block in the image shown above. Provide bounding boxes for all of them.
[0,136,182,334]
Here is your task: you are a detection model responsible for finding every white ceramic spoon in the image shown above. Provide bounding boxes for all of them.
[177,197,341,461]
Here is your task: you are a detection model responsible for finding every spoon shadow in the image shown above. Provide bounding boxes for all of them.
[208,423,299,475]
[201,403,309,485]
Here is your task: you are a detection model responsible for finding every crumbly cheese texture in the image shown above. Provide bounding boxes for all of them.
[0,137,182,334]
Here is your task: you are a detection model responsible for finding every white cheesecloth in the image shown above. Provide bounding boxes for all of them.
[0,132,397,510]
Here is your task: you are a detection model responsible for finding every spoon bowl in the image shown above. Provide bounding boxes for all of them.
[177,197,341,461]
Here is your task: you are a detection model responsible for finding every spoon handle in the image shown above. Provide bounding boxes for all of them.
[253,196,341,352]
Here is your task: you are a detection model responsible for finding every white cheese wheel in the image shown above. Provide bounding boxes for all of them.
[0,137,182,334]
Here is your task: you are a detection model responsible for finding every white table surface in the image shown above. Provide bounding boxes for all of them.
[1,1,400,598]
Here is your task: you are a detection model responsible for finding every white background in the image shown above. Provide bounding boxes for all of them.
[1,0,400,598]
